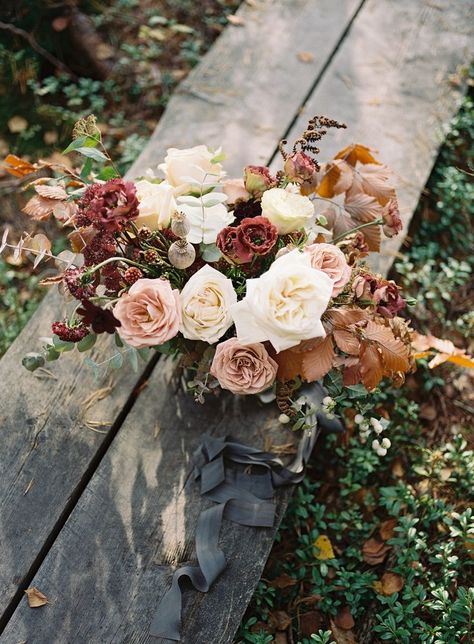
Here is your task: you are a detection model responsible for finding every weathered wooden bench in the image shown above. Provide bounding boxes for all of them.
[0,1,472,642]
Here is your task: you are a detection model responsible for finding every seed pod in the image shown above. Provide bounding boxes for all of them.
[171,211,191,238]
[168,239,196,269]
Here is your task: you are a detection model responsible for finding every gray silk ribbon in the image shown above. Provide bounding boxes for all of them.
[150,386,344,641]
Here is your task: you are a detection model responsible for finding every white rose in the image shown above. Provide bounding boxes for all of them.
[180,265,237,343]
[158,145,225,194]
[177,192,234,244]
[261,187,314,234]
[231,249,333,352]
[135,180,177,230]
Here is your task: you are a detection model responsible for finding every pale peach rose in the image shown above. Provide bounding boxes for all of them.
[210,338,278,395]
[222,178,250,203]
[304,242,351,297]
[114,278,181,348]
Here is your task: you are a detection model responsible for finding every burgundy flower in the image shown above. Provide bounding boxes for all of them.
[284,151,317,183]
[217,216,277,265]
[77,300,121,334]
[239,216,278,256]
[63,267,96,300]
[243,166,276,198]
[76,179,139,232]
[52,320,90,343]
[382,198,402,238]
[233,197,262,223]
[353,274,406,318]
[83,231,117,266]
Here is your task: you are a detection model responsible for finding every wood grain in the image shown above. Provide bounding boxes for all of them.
[273,0,473,275]
[0,0,362,629]
[0,359,295,643]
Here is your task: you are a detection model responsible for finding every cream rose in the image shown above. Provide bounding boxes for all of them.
[177,192,234,244]
[134,180,177,230]
[304,242,351,296]
[210,338,278,395]
[231,249,333,352]
[180,265,237,342]
[158,145,225,194]
[260,187,314,234]
[114,278,181,348]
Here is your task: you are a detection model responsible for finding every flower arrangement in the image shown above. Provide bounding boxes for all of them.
[3,113,435,433]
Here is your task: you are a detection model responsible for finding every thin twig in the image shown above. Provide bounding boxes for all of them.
[0,20,77,79]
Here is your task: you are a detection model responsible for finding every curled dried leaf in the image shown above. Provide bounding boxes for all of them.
[25,587,48,608]
[335,143,380,166]
[302,335,335,382]
[35,184,68,200]
[3,154,37,178]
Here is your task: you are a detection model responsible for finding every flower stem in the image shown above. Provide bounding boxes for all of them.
[333,218,384,243]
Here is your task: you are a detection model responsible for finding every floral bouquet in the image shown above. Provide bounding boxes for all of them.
[3,114,425,441]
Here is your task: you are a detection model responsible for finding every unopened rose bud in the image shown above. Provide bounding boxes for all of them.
[284,151,317,183]
[382,198,402,238]
[243,165,275,198]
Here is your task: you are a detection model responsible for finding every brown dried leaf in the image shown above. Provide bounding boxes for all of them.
[270,573,298,589]
[364,321,409,373]
[344,191,383,251]
[22,195,57,220]
[25,587,48,608]
[270,610,292,631]
[360,342,384,391]
[330,619,357,644]
[35,184,68,200]
[373,572,405,595]
[334,606,355,630]
[335,143,380,166]
[302,335,335,382]
[352,163,396,205]
[297,51,314,63]
[334,329,360,355]
[343,364,362,386]
[362,537,391,565]
[275,349,304,381]
[227,14,245,25]
[300,611,322,637]
[326,308,368,328]
[379,518,397,541]
[3,154,37,178]
[317,160,353,198]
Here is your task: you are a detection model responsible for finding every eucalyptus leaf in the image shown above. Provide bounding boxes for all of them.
[200,243,222,262]
[128,348,139,373]
[109,353,124,370]
[77,333,97,352]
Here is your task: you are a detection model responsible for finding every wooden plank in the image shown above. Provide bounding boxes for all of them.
[0,359,294,644]
[0,0,363,627]
[129,0,364,176]
[272,0,473,275]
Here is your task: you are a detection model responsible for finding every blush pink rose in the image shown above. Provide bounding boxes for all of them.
[210,338,278,395]
[114,278,181,348]
[304,242,351,297]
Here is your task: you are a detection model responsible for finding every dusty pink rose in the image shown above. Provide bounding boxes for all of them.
[304,242,351,296]
[210,338,278,395]
[114,278,181,348]
[223,178,250,204]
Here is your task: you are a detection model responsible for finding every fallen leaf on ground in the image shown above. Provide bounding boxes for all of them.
[227,14,245,25]
[362,537,391,565]
[25,587,48,608]
[379,518,397,541]
[330,619,357,643]
[300,610,322,636]
[314,534,335,560]
[270,610,291,631]
[270,573,298,589]
[335,606,355,630]
[297,51,314,63]
[373,571,405,595]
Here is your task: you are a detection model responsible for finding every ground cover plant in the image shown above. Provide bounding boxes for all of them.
[0,0,240,356]
[236,95,474,644]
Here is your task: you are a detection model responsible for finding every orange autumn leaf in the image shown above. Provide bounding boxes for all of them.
[333,329,360,355]
[275,348,304,381]
[302,335,335,382]
[4,154,37,178]
[317,160,353,198]
[335,143,380,166]
[411,332,474,369]
[364,321,410,374]
[360,341,384,390]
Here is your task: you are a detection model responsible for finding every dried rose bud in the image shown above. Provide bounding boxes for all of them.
[382,198,402,237]
[171,211,190,239]
[168,239,196,269]
[243,165,275,198]
[284,151,317,183]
